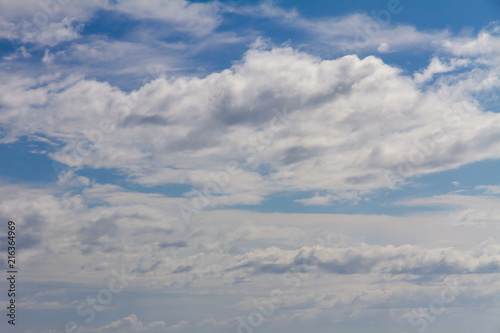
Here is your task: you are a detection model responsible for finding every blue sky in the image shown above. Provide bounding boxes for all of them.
[1,1,500,333]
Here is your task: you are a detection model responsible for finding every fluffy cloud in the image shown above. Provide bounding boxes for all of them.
[441,22,500,59]
[2,41,500,204]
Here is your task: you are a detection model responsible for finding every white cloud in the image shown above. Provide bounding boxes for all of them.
[377,42,389,53]
[167,320,188,331]
[0,0,96,46]
[295,191,362,206]
[24,17,82,46]
[42,48,55,64]
[414,56,471,83]
[475,184,500,195]
[303,14,449,54]
[2,43,500,204]
[295,193,335,206]
[441,22,500,58]
[395,194,500,210]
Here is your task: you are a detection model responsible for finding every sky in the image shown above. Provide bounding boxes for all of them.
[0,0,500,332]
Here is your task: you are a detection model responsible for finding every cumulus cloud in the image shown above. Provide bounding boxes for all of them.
[2,43,500,204]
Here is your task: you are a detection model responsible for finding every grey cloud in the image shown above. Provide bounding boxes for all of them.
[387,260,467,276]
[173,265,193,274]
[281,147,317,165]
[121,115,169,127]
[318,256,378,274]
[159,240,188,248]
[13,214,44,250]
[132,260,162,275]
[256,263,292,274]
[78,217,119,255]
[165,130,222,152]
[133,227,173,236]
[345,174,377,185]
[213,91,300,126]
[228,245,500,279]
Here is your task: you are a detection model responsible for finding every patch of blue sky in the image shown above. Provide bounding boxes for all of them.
[0,139,62,183]
[376,52,436,76]
[0,38,19,58]
[81,10,146,41]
